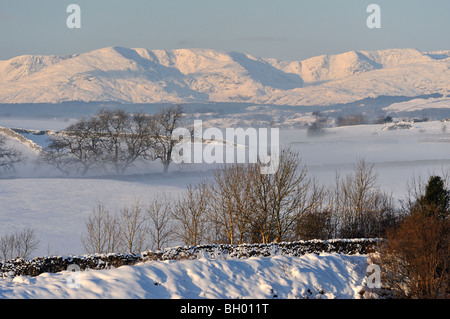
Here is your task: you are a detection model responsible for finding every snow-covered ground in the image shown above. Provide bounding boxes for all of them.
[0,45,448,300]
[0,253,368,299]
[0,113,449,299]
[0,117,449,257]
[384,97,450,113]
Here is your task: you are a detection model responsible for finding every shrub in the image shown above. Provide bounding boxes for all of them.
[336,114,367,127]
[374,213,449,298]
[0,228,39,262]
[374,176,450,298]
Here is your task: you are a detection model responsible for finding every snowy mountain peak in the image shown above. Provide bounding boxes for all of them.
[0,47,448,105]
[2,54,70,82]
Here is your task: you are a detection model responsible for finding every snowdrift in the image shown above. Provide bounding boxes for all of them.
[0,254,370,299]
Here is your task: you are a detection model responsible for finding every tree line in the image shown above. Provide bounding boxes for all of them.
[41,105,185,175]
[82,151,412,252]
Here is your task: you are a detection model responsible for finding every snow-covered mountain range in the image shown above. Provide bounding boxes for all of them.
[0,47,449,106]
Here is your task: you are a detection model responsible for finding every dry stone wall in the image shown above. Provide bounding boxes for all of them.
[1,238,380,278]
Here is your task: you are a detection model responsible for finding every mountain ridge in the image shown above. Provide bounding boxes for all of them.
[0,47,448,105]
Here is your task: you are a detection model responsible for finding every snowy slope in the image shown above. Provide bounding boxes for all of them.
[0,253,369,299]
[0,47,448,105]
[383,97,450,113]
[0,127,42,153]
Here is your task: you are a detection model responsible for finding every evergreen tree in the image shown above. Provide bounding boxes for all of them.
[415,175,449,220]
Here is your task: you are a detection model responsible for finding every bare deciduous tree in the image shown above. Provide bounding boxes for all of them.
[42,117,102,175]
[210,164,253,244]
[83,197,177,254]
[147,195,175,250]
[172,182,210,246]
[118,199,149,254]
[43,109,155,175]
[295,177,334,240]
[249,148,311,243]
[0,135,23,174]
[94,109,154,174]
[82,204,120,254]
[0,228,39,261]
[209,148,315,244]
[43,106,188,175]
[330,158,396,238]
[149,104,185,173]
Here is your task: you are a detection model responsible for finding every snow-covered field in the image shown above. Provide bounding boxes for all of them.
[1,115,449,257]
[0,110,449,299]
[0,253,368,299]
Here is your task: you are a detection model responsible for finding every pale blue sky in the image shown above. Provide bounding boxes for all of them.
[0,0,449,61]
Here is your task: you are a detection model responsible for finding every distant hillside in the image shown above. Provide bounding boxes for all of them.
[0,47,448,106]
